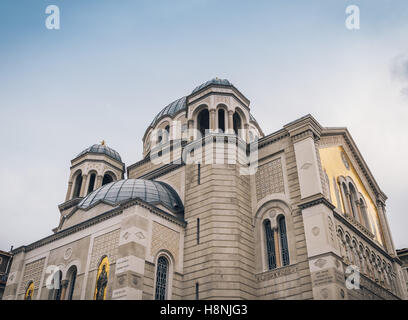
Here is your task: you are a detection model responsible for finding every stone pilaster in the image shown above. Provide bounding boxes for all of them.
[112,209,148,300]
[376,199,395,256]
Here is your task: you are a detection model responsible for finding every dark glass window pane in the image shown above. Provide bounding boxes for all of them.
[264,220,276,270]
[279,217,290,266]
[155,256,168,300]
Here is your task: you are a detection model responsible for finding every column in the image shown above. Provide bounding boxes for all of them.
[187,119,194,142]
[65,181,73,201]
[209,109,216,132]
[376,200,395,255]
[60,280,69,300]
[228,110,233,134]
[95,175,103,189]
[79,174,88,197]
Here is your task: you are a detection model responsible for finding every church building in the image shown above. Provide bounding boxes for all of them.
[3,79,407,300]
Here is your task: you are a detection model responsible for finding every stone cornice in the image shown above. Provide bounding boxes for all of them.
[283,114,323,142]
[12,198,186,255]
[257,129,289,149]
[187,84,250,107]
[138,163,185,180]
[298,194,336,210]
[320,127,387,201]
[58,197,82,212]
[70,157,125,174]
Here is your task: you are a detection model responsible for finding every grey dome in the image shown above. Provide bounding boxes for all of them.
[150,96,187,127]
[76,144,122,162]
[148,78,258,130]
[78,179,184,214]
[191,78,233,94]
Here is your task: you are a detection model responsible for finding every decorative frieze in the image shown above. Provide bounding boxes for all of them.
[90,229,120,270]
[255,264,298,282]
[19,258,46,294]
[255,158,284,201]
[151,222,180,264]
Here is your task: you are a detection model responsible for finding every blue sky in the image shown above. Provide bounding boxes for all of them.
[0,0,407,250]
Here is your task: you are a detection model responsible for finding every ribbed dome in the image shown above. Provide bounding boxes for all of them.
[191,78,233,94]
[76,143,122,162]
[78,179,184,214]
[150,96,187,127]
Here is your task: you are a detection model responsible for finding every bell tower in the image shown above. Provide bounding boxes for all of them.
[64,141,125,201]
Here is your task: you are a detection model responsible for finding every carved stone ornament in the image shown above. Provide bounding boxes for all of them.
[312,226,320,236]
[341,151,350,170]
[314,258,327,269]
[135,231,145,240]
[301,162,312,170]
[320,288,329,299]
[64,247,73,260]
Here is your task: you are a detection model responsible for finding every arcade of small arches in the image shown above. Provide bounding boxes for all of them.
[70,169,118,200]
[149,104,260,151]
[336,226,397,293]
[334,175,375,235]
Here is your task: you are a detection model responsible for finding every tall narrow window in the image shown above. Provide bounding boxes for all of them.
[67,266,77,300]
[87,173,96,194]
[197,218,200,244]
[197,109,209,137]
[218,109,225,133]
[195,282,199,300]
[54,270,62,300]
[233,112,241,136]
[279,216,290,266]
[197,163,201,185]
[348,184,358,222]
[264,220,276,270]
[155,256,169,300]
[164,125,170,142]
[73,173,83,198]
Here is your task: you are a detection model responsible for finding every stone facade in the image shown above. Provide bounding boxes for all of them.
[2,79,407,300]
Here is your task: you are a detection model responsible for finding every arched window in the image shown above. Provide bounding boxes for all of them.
[25,281,34,300]
[348,183,359,222]
[66,266,77,300]
[197,109,209,138]
[340,182,349,215]
[87,173,96,194]
[53,270,62,300]
[218,109,225,133]
[164,125,170,142]
[94,256,109,300]
[102,173,113,186]
[73,173,83,198]
[264,220,276,270]
[279,216,290,266]
[358,199,370,230]
[155,256,169,300]
[233,112,241,136]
